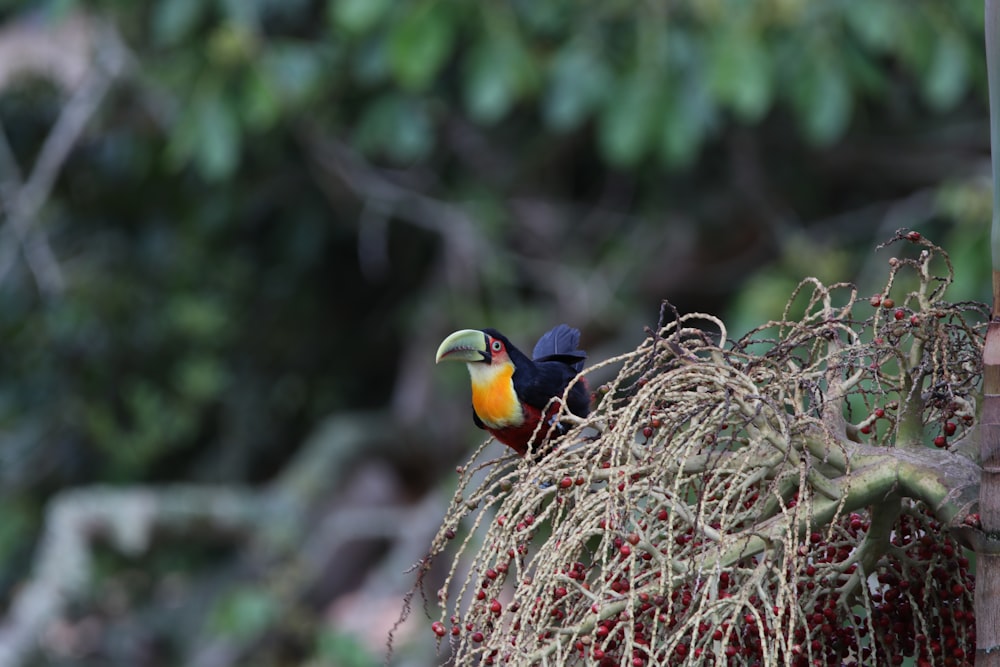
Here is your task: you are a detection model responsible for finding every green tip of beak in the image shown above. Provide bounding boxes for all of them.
[436,329,488,364]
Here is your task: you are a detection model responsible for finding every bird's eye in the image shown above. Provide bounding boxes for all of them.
[491,340,503,352]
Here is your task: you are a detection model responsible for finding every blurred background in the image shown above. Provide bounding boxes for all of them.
[0,0,992,665]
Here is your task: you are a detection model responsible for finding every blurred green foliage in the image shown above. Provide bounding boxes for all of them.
[314,630,378,667]
[210,587,277,640]
[0,0,992,663]
[18,0,982,178]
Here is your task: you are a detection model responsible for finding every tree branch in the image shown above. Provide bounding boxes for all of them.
[0,412,410,667]
[0,17,128,295]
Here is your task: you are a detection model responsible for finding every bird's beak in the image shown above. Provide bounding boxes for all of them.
[436,329,489,364]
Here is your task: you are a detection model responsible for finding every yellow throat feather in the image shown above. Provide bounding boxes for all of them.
[467,361,523,428]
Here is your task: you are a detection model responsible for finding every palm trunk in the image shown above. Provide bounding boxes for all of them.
[978,2,1000,665]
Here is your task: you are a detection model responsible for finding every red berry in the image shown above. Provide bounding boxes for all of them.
[870,295,882,307]
[874,408,885,418]
[642,426,653,438]
[444,529,456,539]
[559,476,573,489]
[432,621,447,637]
[627,533,640,545]
[471,631,484,642]
[860,424,871,435]
[657,509,668,521]
[907,231,921,241]
[620,544,632,557]
[882,298,895,309]
[934,435,947,448]
[490,599,502,614]
[944,421,957,435]
[894,309,905,321]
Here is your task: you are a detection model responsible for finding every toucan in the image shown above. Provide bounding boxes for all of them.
[435,324,590,456]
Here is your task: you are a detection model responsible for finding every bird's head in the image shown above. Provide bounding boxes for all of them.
[435,329,513,367]
[436,329,524,428]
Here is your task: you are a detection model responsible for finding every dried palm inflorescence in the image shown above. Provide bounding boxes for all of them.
[419,232,986,666]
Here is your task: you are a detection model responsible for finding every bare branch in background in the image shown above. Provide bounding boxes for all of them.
[0,412,434,667]
[0,14,128,295]
[0,486,265,667]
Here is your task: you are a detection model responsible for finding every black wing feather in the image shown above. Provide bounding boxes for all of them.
[512,324,590,418]
[514,362,588,416]
[532,324,587,371]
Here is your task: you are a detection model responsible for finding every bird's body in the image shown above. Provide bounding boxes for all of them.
[436,325,589,456]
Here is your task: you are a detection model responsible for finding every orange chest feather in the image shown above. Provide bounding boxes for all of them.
[468,362,523,428]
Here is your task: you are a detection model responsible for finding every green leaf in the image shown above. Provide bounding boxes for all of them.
[168,295,229,339]
[509,0,568,34]
[924,31,968,111]
[261,42,327,105]
[843,1,898,52]
[841,39,888,96]
[390,101,434,162]
[352,34,391,85]
[37,0,78,19]
[174,355,228,402]
[331,0,391,34]
[241,66,282,130]
[211,588,276,640]
[355,94,433,162]
[0,503,32,565]
[659,77,715,166]
[707,26,773,122]
[894,14,935,74]
[218,0,260,28]
[945,223,991,302]
[317,630,378,667]
[168,82,242,181]
[598,72,660,166]
[192,88,241,181]
[206,22,257,66]
[152,0,205,46]
[463,33,532,124]
[388,4,455,90]
[803,60,851,145]
[543,43,610,132]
